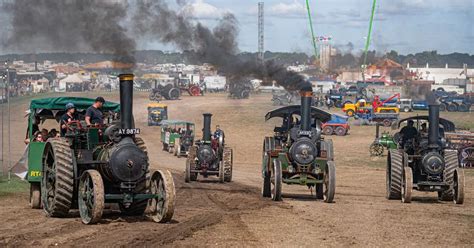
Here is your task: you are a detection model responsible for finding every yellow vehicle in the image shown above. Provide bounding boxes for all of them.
[342,99,399,117]
[148,102,168,126]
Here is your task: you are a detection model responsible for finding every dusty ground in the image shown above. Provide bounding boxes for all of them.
[0,92,473,247]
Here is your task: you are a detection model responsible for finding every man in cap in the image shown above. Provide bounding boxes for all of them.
[85,96,105,126]
[60,102,77,136]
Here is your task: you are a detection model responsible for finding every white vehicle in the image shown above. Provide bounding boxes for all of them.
[204,76,227,92]
[431,84,465,95]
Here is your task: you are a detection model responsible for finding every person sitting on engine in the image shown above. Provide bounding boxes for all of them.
[49,128,59,139]
[41,128,49,141]
[60,102,77,136]
[85,97,105,126]
[400,120,418,146]
[419,123,428,137]
[34,131,45,142]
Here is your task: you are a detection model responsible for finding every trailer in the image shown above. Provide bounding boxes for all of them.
[322,114,350,136]
[355,111,399,127]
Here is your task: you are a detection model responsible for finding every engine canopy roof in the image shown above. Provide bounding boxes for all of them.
[265,105,332,123]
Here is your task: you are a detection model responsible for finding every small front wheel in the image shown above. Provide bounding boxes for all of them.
[401,167,413,203]
[323,161,336,203]
[271,160,282,201]
[453,168,464,204]
[148,170,176,223]
[78,170,104,225]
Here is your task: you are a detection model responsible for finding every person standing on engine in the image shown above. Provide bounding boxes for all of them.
[214,125,225,140]
[60,102,77,136]
[85,97,105,126]
[400,120,418,146]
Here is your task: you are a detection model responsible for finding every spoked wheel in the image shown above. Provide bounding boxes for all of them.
[30,183,41,209]
[370,142,384,156]
[271,160,282,201]
[189,86,201,96]
[218,162,225,183]
[147,170,175,223]
[78,170,104,225]
[323,161,336,203]
[223,147,233,182]
[453,168,464,204]
[41,139,74,217]
[401,167,413,203]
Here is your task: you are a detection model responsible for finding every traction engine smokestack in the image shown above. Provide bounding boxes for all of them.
[203,113,212,142]
[300,90,313,131]
[119,74,134,130]
[428,104,440,148]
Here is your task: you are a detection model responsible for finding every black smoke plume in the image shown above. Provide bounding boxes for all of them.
[2,0,311,90]
[2,0,136,64]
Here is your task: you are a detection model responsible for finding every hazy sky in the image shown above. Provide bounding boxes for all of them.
[162,0,473,54]
[1,0,473,55]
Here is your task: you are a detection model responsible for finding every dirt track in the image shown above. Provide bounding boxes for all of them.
[0,92,473,247]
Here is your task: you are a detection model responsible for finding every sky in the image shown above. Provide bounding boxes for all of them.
[1,0,473,55]
[143,0,473,55]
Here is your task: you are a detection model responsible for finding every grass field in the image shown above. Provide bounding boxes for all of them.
[0,176,29,197]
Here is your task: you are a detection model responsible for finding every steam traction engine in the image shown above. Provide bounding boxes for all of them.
[185,113,233,183]
[41,74,175,224]
[262,89,336,202]
[387,105,464,204]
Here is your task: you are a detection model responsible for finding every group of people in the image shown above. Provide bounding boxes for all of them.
[399,120,430,146]
[27,96,106,143]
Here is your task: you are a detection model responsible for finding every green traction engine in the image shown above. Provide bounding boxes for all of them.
[387,104,464,204]
[185,113,233,183]
[29,74,176,224]
[262,88,336,202]
[369,123,397,156]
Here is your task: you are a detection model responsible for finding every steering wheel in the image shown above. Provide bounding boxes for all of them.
[66,120,84,131]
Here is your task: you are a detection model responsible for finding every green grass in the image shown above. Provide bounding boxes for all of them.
[0,176,29,197]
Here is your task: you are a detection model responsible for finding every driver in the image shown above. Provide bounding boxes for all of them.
[60,102,77,136]
[400,120,418,146]
[213,125,225,140]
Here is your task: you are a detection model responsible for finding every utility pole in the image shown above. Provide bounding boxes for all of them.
[0,69,3,178]
[5,60,10,181]
[257,2,264,65]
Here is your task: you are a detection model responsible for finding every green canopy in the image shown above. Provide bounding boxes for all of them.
[161,120,194,126]
[30,97,120,112]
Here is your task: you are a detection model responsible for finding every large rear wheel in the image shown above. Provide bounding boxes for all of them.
[185,147,198,182]
[41,138,74,217]
[271,160,282,201]
[439,150,458,201]
[148,170,175,223]
[401,167,413,203]
[223,147,233,182]
[386,150,403,199]
[323,161,336,203]
[78,170,104,224]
